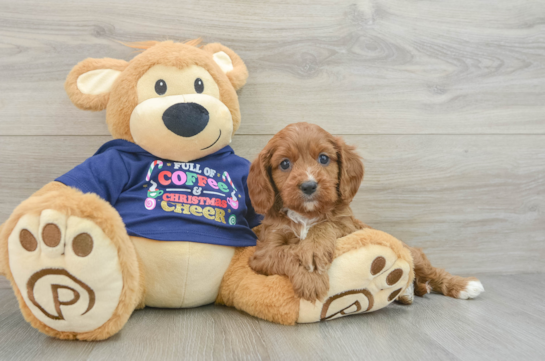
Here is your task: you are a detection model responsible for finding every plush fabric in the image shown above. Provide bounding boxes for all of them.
[216,247,301,325]
[65,58,128,111]
[132,237,235,308]
[9,210,124,333]
[0,184,142,340]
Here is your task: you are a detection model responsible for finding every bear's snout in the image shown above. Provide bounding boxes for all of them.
[162,102,210,137]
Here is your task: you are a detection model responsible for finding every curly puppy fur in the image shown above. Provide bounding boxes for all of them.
[247,123,368,302]
[247,122,481,302]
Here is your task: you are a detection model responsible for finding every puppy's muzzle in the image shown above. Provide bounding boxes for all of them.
[162,102,210,137]
[300,181,318,196]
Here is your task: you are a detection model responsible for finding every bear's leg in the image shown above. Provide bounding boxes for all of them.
[217,228,414,324]
[0,183,143,340]
[216,247,300,325]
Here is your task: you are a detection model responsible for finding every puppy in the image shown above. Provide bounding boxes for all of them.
[247,122,368,302]
[248,122,484,303]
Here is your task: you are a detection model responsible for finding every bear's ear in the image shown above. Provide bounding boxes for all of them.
[202,43,248,90]
[65,58,129,111]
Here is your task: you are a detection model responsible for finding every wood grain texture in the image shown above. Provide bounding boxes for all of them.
[0,0,545,135]
[87,307,270,360]
[1,274,544,360]
[258,274,545,361]
[1,1,544,359]
[0,134,543,275]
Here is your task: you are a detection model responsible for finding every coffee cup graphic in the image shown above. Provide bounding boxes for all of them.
[147,189,164,198]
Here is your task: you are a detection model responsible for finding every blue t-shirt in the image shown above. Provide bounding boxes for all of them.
[56,139,262,247]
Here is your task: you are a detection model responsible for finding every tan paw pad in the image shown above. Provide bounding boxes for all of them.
[8,211,123,333]
[298,244,411,323]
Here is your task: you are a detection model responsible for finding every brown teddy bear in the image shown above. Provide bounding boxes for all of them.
[0,40,415,340]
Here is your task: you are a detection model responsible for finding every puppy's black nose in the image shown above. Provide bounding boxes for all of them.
[300,181,318,195]
[162,102,209,137]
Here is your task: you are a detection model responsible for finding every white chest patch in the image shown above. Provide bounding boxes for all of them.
[285,209,319,240]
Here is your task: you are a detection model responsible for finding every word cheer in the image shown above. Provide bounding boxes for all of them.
[161,202,227,224]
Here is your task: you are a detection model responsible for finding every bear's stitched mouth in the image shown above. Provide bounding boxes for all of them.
[201,129,222,150]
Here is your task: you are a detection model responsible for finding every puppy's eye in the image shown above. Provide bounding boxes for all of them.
[318,154,330,166]
[194,78,204,93]
[155,79,167,95]
[279,159,291,171]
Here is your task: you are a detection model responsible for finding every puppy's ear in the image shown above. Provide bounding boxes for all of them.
[248,148,276,214]
[202,43,248,90]
[65,58,128,111]
[336,136,364,203]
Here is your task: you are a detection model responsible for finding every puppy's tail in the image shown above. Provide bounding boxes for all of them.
[408,247,483,299]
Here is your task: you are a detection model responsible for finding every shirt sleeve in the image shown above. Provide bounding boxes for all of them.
[243,177,263,228]
[55,150,130,205]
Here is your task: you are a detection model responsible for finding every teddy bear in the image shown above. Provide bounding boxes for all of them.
[0,40,414,340]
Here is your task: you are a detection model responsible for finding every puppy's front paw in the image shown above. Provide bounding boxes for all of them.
[290,269,329,303]
[314,247,334,274]
[248,254,265,275]
[296,244,334,274]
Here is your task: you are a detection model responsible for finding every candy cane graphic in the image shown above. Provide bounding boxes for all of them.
[146,160,163,181]
[222,171,236,191]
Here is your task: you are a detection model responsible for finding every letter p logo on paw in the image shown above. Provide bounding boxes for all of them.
[8,212,125,332]
[26,269,95,321]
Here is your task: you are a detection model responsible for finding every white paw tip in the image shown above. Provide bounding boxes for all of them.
[425,281,432,294]
[401,282,414,299]
[457,280,485,299]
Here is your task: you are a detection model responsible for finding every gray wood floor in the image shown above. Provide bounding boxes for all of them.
[0,273,543,361]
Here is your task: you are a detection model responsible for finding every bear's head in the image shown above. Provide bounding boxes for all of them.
[65,40,248,162]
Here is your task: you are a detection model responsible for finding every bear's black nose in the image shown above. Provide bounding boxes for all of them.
[162,103,209,137]
[300,181,318,195]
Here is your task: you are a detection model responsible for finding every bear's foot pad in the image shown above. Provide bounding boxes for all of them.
[8,210,123,333]
[298,244,411,323]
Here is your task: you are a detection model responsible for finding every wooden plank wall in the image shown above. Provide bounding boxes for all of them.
[0,0,544,284]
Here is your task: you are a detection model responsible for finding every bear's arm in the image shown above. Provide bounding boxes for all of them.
[55,151,130,205]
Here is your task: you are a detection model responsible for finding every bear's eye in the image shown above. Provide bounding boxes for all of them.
[318,154,330,166]
[279,159,291,171]
[194,78,204,94]
[155,79,167,95]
